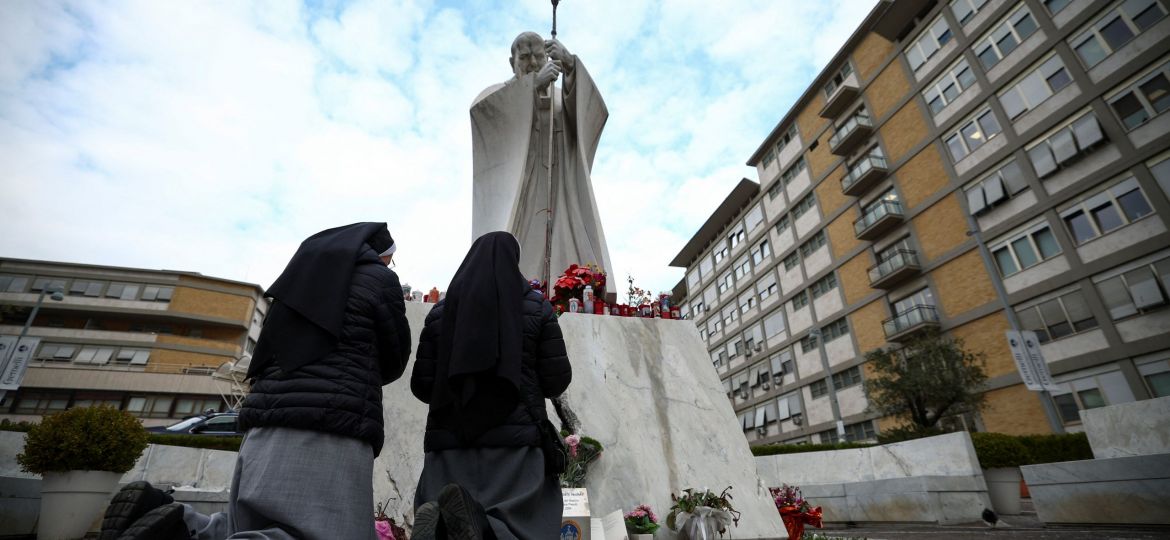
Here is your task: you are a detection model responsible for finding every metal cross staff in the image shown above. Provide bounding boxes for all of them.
[540,0,562,298]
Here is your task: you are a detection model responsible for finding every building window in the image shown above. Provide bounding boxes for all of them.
[1060,177,1154,245]
[974,4,1040,70]
[774,214,791,234]
[809,272,839,299]
[723,306,739,327]
[966,159,1029,215]
[700,254,715,277]
[1138,359,1170,397]
[751,239,772,265]
[832,366,862,389]
[687,267,701,289]
[1053,389,1107,423]
[1044,0,1072,16]
[924,57,977,115]
[1070,0,1167,69]
[105,282,142,301]
[844,420,877,442]
[718,272,734,294]
[0,274,31,293]
[763,310,786,338]
[762,146,777,169]
[739,293,757,315]
[114,348,151,365]
[767,180,783,200]
[990,222,1062,276]
[1016,289,1099,343]
[757,274,779,301]
[1094,253,1170,320]
[824,62,854,96]
[692,301,705,318]
[791,290,810,311]
[782,157,808,186]
[906,14,954,73]
[68,280,105,297]
[783,252,801,271]
[35,343,77,362]
[1107,58,1170,130]
[1027,112,1107,178]
[74,347,115,365]
[810,379,829,399]
[728,227,746,249]
[734,257,751,280]
[141,286,174,302]
[952,0,991,25]
[800,333,818,354]
[822,318,850,343]
[945,106,1002,162]
[12,391,71,414]
[31,277,67,293]
[893,287,935,315]
[799,231,828,258]
[818,428,839,444]
[1000,54,1074,119]
[125,395,175,419]
[792,193,817,219]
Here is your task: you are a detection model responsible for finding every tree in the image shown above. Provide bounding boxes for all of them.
[864,329,987,431]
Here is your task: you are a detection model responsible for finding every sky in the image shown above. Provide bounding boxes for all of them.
[0,0,877,297]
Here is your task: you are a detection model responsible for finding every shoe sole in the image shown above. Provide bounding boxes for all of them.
[438,485,481,540]
[116,503,187,540]
[99,481,171,540]
[413,502,442,540]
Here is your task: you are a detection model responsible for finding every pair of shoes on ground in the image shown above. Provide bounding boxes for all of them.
[99,481,189,540]
[414,484,494,540]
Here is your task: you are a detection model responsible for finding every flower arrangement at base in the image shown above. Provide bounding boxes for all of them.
[550,264,607,314]
[769,484,823,540]
[624,504,661,535]
[666,486,740,539]
[560,432,603,488]
[373,498,405,540]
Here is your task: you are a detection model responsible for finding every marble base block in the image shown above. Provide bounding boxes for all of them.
[1022,454,1170,525]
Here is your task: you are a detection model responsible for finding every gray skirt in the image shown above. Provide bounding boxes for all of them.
[415,446,561,540]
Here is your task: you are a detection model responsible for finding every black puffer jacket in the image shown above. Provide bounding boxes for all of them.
[411,288,571,451]
[240,248,411,456]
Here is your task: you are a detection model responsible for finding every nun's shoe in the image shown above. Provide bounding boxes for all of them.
[438,483,494,540]
[99,481,174,540]
[414,501,445,540]
[116,503,188,540]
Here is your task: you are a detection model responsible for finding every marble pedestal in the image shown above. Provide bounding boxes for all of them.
[373,305,786,538]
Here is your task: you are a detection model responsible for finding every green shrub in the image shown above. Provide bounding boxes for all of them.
[17,405,149,474]
[970,432,1031,469]
[1017,433,1092,465]
[0,419,33,432]
[751,441,876,457]
[148,434,242,452]
[875,425,948,444]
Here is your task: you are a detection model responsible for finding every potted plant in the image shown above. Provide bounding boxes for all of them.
[624,504,660,539]
[769,484,823,539]
[666,486,740,539]
[17,405,150,540]
[970,432,1031,515]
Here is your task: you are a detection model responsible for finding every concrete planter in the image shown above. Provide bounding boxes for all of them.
[631,534,654,540]
[38,470,122,540]
[984,467,1021,515]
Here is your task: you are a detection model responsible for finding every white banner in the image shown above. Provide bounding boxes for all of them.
[0,335,42,391]
[1005,330,1060,392]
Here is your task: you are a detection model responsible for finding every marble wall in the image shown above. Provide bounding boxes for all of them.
[755,432,991,524]
[1080,395,1170,459]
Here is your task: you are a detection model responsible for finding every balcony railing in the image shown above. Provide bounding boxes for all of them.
[820,82,860,119]
[829,114,873,155]
[854,200,904,241]
[883,305,940,342]
[868,249,921,289]
[841,155,889,197]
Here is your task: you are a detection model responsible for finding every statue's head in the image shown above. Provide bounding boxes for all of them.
[509,31,546,80]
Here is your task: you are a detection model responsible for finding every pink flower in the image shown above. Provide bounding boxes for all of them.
[565,434,581,446]
[375,520,395,540]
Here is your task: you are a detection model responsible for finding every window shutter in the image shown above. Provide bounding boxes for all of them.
[984,175,1007,206]
[1029,145,1058,178]
[966,186,987,215]
[1072,114,1105,149]
[1051,128,1078,165]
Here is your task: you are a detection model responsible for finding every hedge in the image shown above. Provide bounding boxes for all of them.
[751,441,875,456]
[2,419,242,452]
[751,431,1093,467]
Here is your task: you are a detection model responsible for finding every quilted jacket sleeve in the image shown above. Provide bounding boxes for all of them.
[375,270,412,385]
[536,299,572,397]
[410,302,444,403]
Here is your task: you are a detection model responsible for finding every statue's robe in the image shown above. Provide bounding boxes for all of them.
[471,60,612,282]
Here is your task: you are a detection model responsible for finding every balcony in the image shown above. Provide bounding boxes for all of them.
[829,114,873,155]
[819,82,860,119]
[883,305,940,342]
[868,250,921,289]
[854,200,904,241]
[841,155,888,197]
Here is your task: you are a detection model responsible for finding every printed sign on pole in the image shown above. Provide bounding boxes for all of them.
[1006,330,1042,391]
[1020,330,1061,392]
[0,336,42,391]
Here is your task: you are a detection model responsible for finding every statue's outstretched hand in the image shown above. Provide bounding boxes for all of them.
[545,39,576,72]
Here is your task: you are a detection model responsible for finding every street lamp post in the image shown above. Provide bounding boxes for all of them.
[810,327,847,440]
[0,287,64,405]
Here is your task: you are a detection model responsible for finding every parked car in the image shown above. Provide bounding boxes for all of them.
[147,411,242,436]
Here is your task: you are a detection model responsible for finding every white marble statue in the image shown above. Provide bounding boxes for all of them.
[471,31,613,282]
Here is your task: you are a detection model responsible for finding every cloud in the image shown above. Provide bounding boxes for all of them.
[0,0,877,297]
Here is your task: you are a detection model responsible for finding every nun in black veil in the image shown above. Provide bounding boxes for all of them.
[410,231,572,540]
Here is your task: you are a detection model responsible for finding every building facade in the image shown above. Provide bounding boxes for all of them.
[670,0,1170,444]
[0,258,267,426]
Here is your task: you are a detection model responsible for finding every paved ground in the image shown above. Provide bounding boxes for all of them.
[813,514,1170,540]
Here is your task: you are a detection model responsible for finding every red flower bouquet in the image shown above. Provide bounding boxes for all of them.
[550,264,607,314]
[769,484,822,539]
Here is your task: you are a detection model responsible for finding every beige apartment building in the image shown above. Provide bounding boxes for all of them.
[0,258,266,426]
[670,0,1170,444]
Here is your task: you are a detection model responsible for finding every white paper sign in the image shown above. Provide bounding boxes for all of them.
[562,488,590,517]
[1020,331,1061,392]
[1006,330,1060,392]
[562,488,591,540]
[601,510,628,540]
